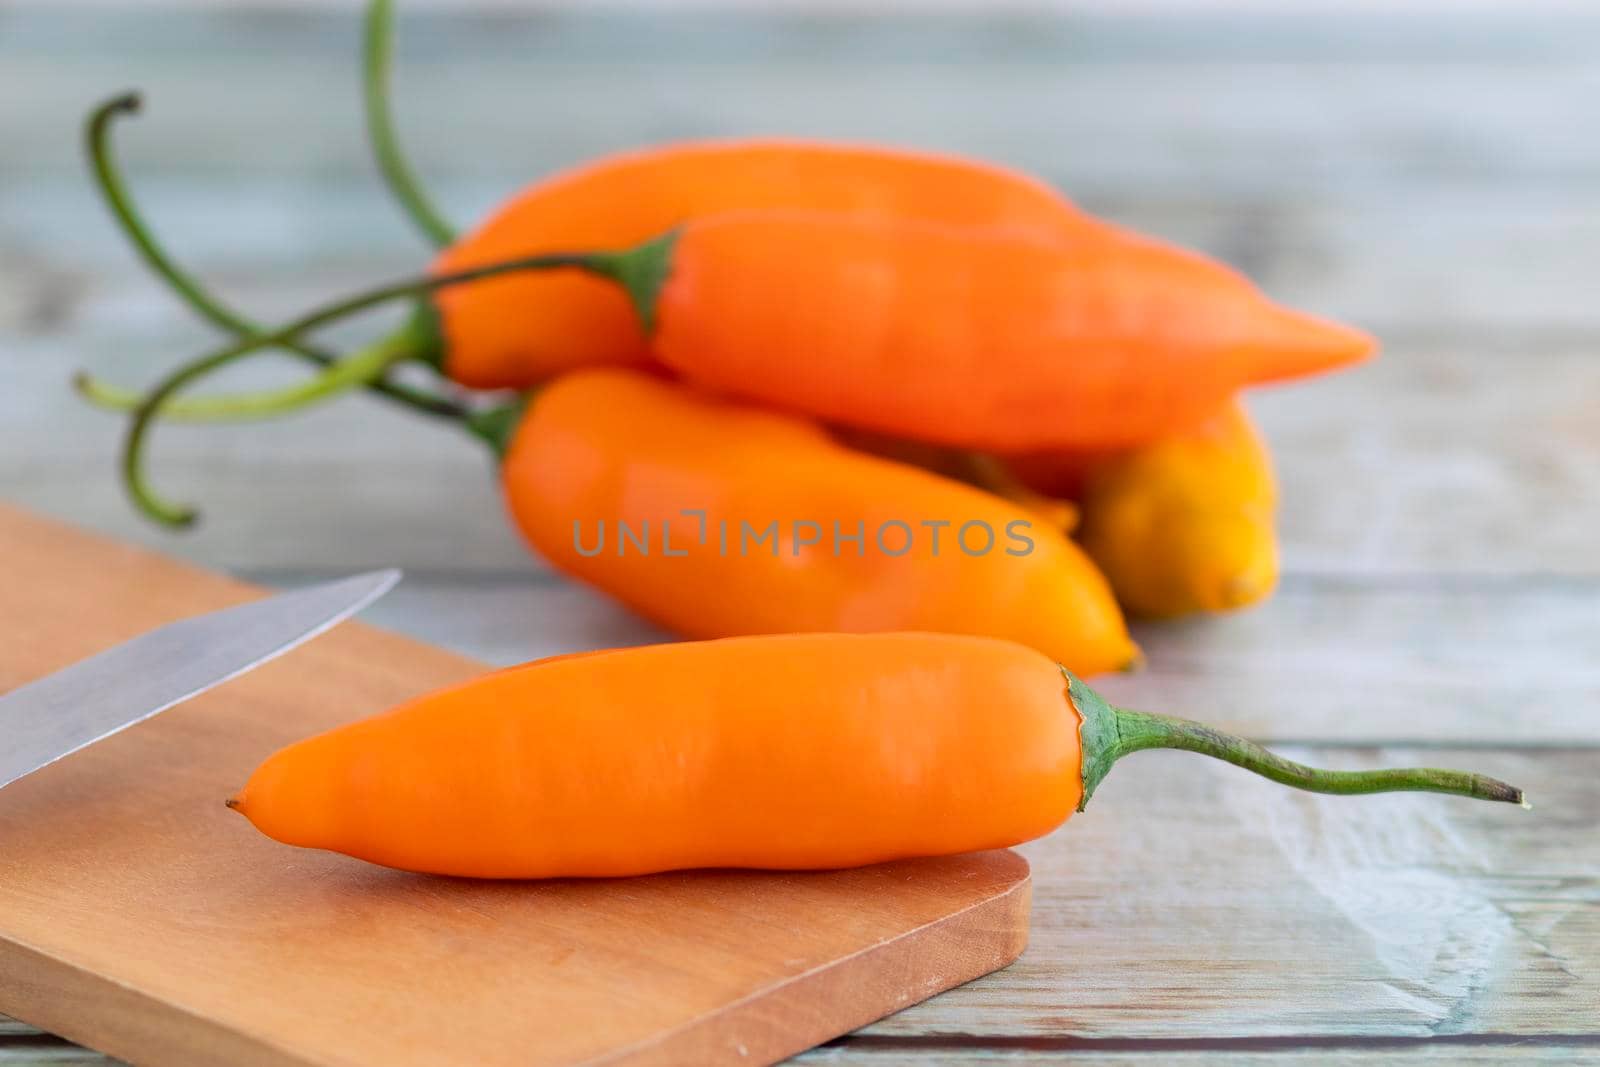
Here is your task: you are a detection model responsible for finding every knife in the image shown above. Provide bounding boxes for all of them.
[0,569,400,790]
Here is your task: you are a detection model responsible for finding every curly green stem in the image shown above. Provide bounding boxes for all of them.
[365,0,455,247]
[84,90,465,421]
[1065,669,1526,812]
[86,321,427,426]
[121,249,629,527]
[77,375,274,422]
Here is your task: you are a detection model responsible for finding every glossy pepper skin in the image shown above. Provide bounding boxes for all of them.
[1010,400,1279,618]
[635,213,1371,452]
[432,140,1086,388]
[501,369,1138,676]
[231,633,1083,878]
[228,632,1527,880]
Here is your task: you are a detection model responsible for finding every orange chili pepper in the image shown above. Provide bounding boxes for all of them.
[1009,399,1279,618]
[432,141,1090,387]
[653,214,1371,450]
[501,368,1138,676]
[227,632,1525,879]
[441,211,1372,452]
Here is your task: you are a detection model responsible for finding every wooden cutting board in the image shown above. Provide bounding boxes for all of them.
[0,505,1029,1067]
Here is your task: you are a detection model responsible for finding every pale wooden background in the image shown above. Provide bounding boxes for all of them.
[2,3,1598,1064]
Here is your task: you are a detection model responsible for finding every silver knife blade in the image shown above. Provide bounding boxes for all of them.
[0,569,400,790]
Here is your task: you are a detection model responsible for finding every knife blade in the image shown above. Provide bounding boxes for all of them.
[0,569,400,790]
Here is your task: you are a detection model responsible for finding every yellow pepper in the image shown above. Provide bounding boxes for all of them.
[1008,400,1278,619]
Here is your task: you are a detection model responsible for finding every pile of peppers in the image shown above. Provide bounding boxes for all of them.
[80,0,1376,677]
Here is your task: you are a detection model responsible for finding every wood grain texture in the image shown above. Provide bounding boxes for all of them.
[866,745,1593,1040]
[0,505,1031,1067]
[5,1034,1600,1067]
[5,1036,1600,1067]
[807,1044,1600,1065]
[0,1045,124,1066]
[282,573,1600,747]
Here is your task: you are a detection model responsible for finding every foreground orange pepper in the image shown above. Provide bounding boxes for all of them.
[1009,400,1279,618]
[501,369,1138,676]
[433,140,1090,387]
[228,632,1525,879]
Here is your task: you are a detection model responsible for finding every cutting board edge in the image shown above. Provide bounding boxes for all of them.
[0,933,313,1067]
[614,855,1033,1066]
[1,851,1031,1067]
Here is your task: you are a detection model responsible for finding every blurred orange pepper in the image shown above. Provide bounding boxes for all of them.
[500,368,1139,676]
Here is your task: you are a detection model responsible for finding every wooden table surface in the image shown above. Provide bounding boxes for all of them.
[3,4,1597,1064]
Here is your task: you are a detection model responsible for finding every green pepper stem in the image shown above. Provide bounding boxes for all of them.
[78,374,308,423]
[83,91,466,422]
[465,399,529,459]
[603,230,680,335]
[364,0,455,248]
[1064,669,1526,812]
[85,320,426,426]
[117,248,631,528]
